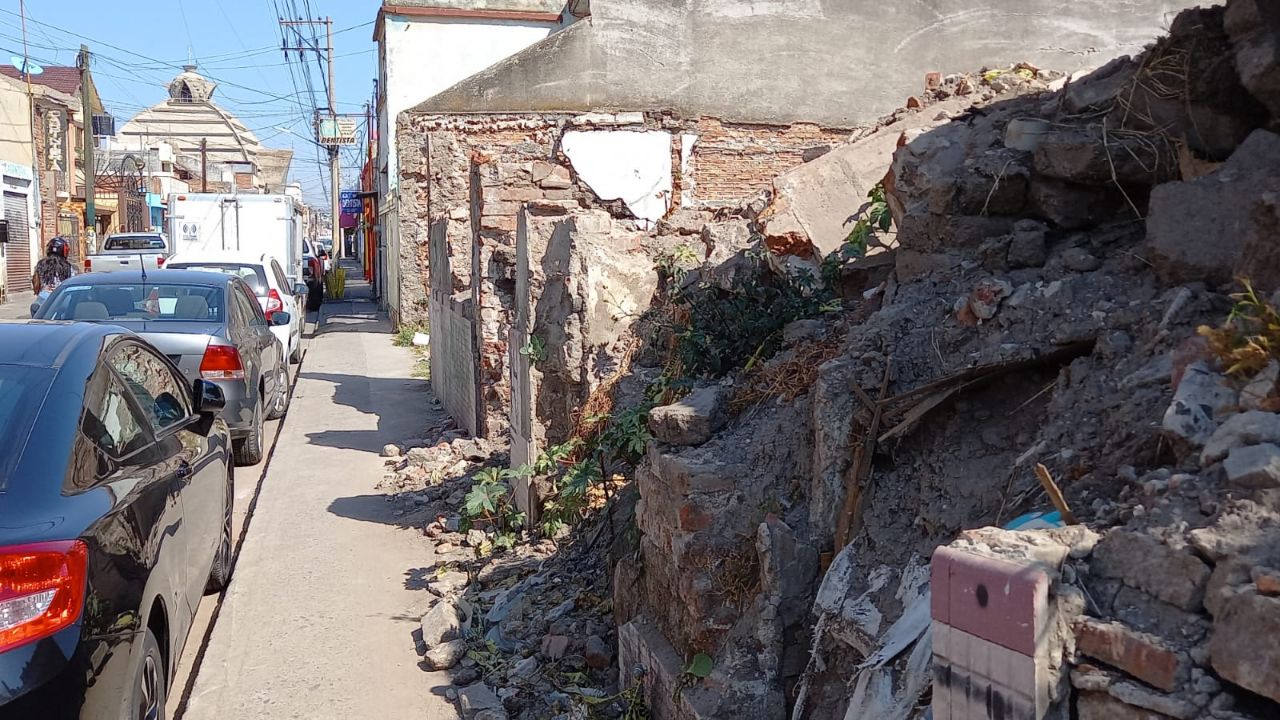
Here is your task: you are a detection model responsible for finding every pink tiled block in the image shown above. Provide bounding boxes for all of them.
[932,546,1050,656]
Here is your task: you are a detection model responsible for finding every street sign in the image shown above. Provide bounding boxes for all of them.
[317,116,358,146]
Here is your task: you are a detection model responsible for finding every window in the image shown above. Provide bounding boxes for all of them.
[84,375,150,460]
[104,234,166,251]
[233,282,267,326]
[109,343,191,433]
[168,263,267,295]
[270,260,290,291]
[0,366,53,488]
[36,283,225,323]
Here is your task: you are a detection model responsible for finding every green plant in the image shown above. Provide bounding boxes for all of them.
[1198,279,1280,377]
[519,334,547,364]
[462,467,526,550]
[393,322,429,348]
[655,243,701,288]
[673,652,714,701]
[822,184,892,287]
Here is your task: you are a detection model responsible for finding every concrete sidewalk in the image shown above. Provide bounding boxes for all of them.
[181,267,458,719]
[0,292,34,321]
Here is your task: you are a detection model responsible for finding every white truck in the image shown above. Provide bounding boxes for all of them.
[85,232,170,273]
[167,193,305,289]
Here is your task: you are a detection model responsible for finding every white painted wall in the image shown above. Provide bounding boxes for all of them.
[561,130,674,227]
[382,15,558,192]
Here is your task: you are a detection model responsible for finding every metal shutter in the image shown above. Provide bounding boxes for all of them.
[3,192,30,296]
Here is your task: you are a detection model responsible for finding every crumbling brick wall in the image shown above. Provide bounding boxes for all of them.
[397,110,854,439]
[690,119,849,205]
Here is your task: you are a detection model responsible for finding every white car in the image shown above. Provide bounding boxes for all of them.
[164,252,308,364]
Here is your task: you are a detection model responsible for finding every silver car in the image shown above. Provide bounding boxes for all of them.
[34,269,290,466]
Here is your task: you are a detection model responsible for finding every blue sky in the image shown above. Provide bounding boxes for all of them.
[1,0,381,206]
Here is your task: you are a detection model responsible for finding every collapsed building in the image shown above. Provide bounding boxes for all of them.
[388,0,1280,718]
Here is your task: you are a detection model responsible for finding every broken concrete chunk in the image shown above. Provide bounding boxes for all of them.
[1202,411,1280,464]
[1223,443,1280,489]
[1033,127,1175,187]
[1074,617,1188,692]
[1241,360,1280,411]
[1146,130,1280,287]
[1006,220,1048,268]
[1106,680,1199,719]
[1235,192,1280,295]
[1210,588,1280,704]
[1061,246,1102,272]
[532,160,572,189]
[1091,529,1211,612]
[1162,361,1237,449]
[420,598,465,650]
[458,682,508,720]
[423,638,467,670]
[649,385,729,446]
[1063,57,1139,113]
[1224,0,1280,117]
[1252,566,1280,597]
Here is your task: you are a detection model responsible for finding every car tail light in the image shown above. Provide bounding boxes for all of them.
[265,289,283,321]
[156,256,166,268]
[200,342,245,380]
[83,258,92,272]
[0,541,88,653]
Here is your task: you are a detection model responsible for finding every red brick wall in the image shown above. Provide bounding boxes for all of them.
[690,118,849,204]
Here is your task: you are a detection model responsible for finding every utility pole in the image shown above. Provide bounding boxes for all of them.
[78,45,96,251]
[326,18,342,260]
[280,16,342,259]
[200,138,208,192]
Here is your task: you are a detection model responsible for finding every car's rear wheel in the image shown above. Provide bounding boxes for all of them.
[266,368,289,420]
[132,628,165,720]
[233,396,264,466]
[205,466,234,594]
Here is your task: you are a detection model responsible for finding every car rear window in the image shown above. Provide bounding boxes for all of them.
[167,263,268,295]
[36,283,226,323]
[104,235,166,251]
[0,365,53,488]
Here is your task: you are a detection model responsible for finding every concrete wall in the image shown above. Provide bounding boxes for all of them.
[414,0,1191,127]
[428,217,480,437]
[0,77,32,169]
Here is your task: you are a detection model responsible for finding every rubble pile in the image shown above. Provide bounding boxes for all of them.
[381,435,632,720]
[612,1,1280,718]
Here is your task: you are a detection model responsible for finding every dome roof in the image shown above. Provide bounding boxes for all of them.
[117,65,261,167]
[168,64,217,103]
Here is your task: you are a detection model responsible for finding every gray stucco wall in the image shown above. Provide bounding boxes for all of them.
[412,0,1192,127]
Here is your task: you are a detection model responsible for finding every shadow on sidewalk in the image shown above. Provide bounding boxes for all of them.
[301,371,434,452]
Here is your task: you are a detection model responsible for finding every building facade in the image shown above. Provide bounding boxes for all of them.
[372,0,579,321]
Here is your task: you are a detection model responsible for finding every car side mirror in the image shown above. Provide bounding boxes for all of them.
[270,311,292,327]
[294,283,309,297]
[191,379,226,435]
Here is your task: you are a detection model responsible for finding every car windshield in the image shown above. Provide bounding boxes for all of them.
[0,365,53,488]
[104,235,166,251]
[36,283,226,323]
[168,263,267,295]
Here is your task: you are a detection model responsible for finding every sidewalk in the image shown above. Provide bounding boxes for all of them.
[180,262,458,719]
[0,291,33,321]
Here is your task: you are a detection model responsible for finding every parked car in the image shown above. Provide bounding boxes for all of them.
[302,240,325,312]
[85,232,169,274]
[0,321,232,719]
[164,252,309,364]
[33,270,291,466]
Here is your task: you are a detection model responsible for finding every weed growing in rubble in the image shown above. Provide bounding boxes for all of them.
[654,243,700,287]
[461,467,526,550]
[392,322,428,347]
[1198,279,1280,376]
[519,334,547,364]
[821,183,893,288]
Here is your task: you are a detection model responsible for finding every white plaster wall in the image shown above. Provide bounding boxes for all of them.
[561,130,673,226]
[382,16,557,191]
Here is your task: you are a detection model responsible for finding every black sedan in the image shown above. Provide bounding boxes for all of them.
[0,322,234,719]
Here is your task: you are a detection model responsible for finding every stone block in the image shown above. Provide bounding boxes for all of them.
[649,385,729,446]
[1074,618,1187,692]
[532,160,573,189]
[1146,130,1280,287]
[420,598,464,649]
[1252,566,1280,597]
[1223,443,1280,489]
[1077,691,1178,720]
[1240,360,1280,411]
[1028,176,1119,230]
[1033,127,1175,187]
[1161,361,1237,448]
[423,638,466,670]
[1006,221,1048,268]
[618,618,720,719]
[1202,410,1280,464]
[1210,588,1280,703]
[1091,529,1211,612]
[458,683,508,720]
[1224,0,1280,117]
[1235,192,1280,294]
